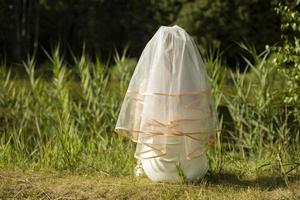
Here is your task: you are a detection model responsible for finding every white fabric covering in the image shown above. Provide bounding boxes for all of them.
[141,136,209,182]
[115,25,218,182]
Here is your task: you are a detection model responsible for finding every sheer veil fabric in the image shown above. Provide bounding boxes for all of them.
[115,25,218,181]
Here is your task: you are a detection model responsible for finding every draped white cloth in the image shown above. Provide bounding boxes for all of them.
[115,25,218,181]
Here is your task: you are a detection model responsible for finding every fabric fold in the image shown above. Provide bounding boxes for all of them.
[114,25,218,160]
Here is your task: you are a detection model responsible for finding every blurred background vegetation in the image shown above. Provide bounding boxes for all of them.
[0,0,281,69]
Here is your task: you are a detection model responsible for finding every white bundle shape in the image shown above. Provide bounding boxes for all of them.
[115,25,218,182]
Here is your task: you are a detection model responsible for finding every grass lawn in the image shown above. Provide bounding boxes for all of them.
[0,53,299,200]
[0,166,299,200]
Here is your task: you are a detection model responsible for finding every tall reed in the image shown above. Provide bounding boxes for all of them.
[0,45,298,180]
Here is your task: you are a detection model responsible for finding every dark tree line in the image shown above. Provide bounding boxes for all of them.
[0,0,280,68]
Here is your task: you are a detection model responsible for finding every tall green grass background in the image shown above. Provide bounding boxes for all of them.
[0,45,299,184]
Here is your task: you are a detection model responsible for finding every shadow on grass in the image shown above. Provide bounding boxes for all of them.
[203,172,300,190]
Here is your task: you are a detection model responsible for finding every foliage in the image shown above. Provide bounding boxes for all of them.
[0,46,299,184]
[175,0,280,68]
[0,0,280,68]
[0,47,135,175]
[272,0,300,105]
[204,44,300,182]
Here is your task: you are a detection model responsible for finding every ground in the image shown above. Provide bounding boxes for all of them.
[0,168,299,200]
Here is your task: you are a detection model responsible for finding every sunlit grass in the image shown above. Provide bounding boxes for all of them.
[0,44,299,194]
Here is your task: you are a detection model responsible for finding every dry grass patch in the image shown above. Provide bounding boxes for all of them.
[0,168,299,200]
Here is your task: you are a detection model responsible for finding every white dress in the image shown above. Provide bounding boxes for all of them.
[141,136,208,182]
[115,25,217,182]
